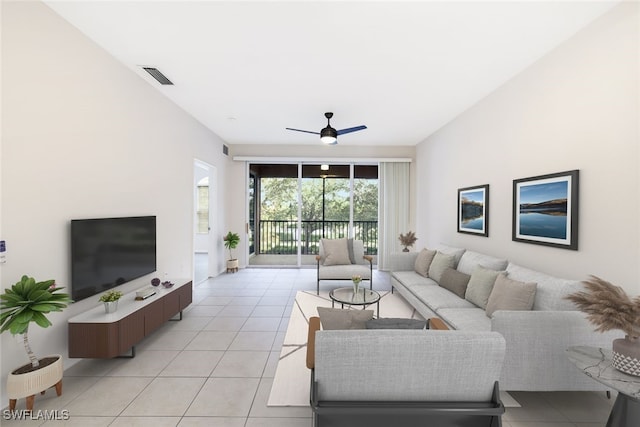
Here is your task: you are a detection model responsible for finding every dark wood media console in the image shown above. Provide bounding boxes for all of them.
[68,279,192,358]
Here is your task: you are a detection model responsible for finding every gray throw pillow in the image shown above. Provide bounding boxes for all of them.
[317,307,374,330]
[322,238,351,266]
[428,251,455,283]
[486,273,537,317]
[414,248,436,277]
[464,265,502,309]
[365,318,427,329]
[439,268,471,298]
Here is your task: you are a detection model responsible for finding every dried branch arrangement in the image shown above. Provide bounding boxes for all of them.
[398,231,418,249]
[566,275,640,338]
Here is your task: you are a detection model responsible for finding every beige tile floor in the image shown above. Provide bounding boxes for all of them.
[2,268,615,426]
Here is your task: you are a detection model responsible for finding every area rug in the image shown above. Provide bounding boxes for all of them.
[267,290,520,407]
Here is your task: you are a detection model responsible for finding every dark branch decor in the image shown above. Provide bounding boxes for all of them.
[566,275,640,376]
[457,184,489,237]
[512,170,579,250]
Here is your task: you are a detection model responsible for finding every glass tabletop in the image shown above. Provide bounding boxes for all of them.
[329,287,380,305]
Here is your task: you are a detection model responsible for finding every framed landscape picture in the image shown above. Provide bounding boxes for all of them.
[512,170,579,250]
[457,184,489,237]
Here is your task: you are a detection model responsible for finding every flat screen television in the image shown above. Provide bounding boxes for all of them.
[71,216,157,302]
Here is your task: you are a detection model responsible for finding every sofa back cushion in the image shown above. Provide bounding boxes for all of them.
[315,330,505,402]
[505,262,582,311]
[456,250,508,276]
[436,244,466,267]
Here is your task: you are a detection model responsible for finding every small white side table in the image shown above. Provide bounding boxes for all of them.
[567,346,640,427]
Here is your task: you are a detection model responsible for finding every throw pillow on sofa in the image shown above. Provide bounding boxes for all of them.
[365,318,427,329]
[428,251,456,283]
[439,268,471,298]
[414,248,436,277]
[321,238,351,266]
[317,307,374,329]
[485,273,537,317]
[464,265,503,309]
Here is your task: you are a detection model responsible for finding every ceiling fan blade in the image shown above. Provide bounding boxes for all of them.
[336,125,367,135]
[286,128,321,135]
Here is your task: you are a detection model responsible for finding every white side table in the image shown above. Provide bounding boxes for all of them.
[567,346,640,427]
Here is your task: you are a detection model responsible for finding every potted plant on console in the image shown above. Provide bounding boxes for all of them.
[224,231,240,273]
[99,290,123,314]
[0,275,71,411]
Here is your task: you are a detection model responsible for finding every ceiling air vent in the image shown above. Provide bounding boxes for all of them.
[142,67,173,85]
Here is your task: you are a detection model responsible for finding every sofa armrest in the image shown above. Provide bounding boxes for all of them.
[307,316,321,369]
[429,318,450,330]
[491,310,624,390]
[387,252,419,272]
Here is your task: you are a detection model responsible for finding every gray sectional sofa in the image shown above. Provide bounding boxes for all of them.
[389,245,623,392]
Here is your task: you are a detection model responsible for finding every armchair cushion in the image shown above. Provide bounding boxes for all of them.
[321,238,351,266]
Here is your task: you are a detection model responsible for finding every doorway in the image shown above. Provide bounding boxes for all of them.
[194,160,217,283]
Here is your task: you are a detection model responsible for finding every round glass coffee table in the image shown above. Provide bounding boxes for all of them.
[329,287,380,317]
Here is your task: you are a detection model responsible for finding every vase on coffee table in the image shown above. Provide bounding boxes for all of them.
[352,275,362,294]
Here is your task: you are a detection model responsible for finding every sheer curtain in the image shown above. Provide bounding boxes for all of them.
[378,162,410,270]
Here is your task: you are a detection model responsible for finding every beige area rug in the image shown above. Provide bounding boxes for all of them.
[267,290,520,408]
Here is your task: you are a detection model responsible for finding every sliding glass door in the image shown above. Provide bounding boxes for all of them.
[248,162,378,267]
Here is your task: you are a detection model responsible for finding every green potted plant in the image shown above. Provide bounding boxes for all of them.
[99,290,123,313]
[223,231,240,273]
[0,275,72,410]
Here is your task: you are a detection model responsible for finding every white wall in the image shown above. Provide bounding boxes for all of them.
[416,2,639,294]
[228,144,417,267]
[0,0,231,404]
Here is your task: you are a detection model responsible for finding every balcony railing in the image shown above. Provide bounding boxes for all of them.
[257,220,378,255]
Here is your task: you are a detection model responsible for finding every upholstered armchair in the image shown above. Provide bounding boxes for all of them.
[315,238,373,294]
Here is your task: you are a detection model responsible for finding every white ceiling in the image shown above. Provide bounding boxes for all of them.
[44,1,618,146]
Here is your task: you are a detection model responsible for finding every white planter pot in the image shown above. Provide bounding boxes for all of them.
[103,301,119,313]
[227,259,239,273]
[7,354,63,410]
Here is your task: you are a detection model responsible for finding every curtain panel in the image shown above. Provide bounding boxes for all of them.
[379,162,410,270]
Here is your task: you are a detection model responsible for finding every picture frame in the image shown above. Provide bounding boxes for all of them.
[512,170,579,250]
[457,184,489,237]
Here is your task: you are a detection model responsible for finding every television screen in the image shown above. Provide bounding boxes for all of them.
[71,216,156,302]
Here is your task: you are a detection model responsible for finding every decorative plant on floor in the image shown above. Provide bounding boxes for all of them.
[566,275,640,376]
[0,275,72,369]
[223,231,240,261]
[398,231,418,252]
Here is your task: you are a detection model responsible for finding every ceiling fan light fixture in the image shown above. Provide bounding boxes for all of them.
[320,127,337,145]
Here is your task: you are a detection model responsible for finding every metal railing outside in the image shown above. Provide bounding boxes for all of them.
[258,220,378,255]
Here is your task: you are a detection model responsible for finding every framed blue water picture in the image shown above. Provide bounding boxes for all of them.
[512,170,579,250]
[458,184,489,237]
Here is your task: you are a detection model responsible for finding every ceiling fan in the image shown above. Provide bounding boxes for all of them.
[286,112,367,145]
